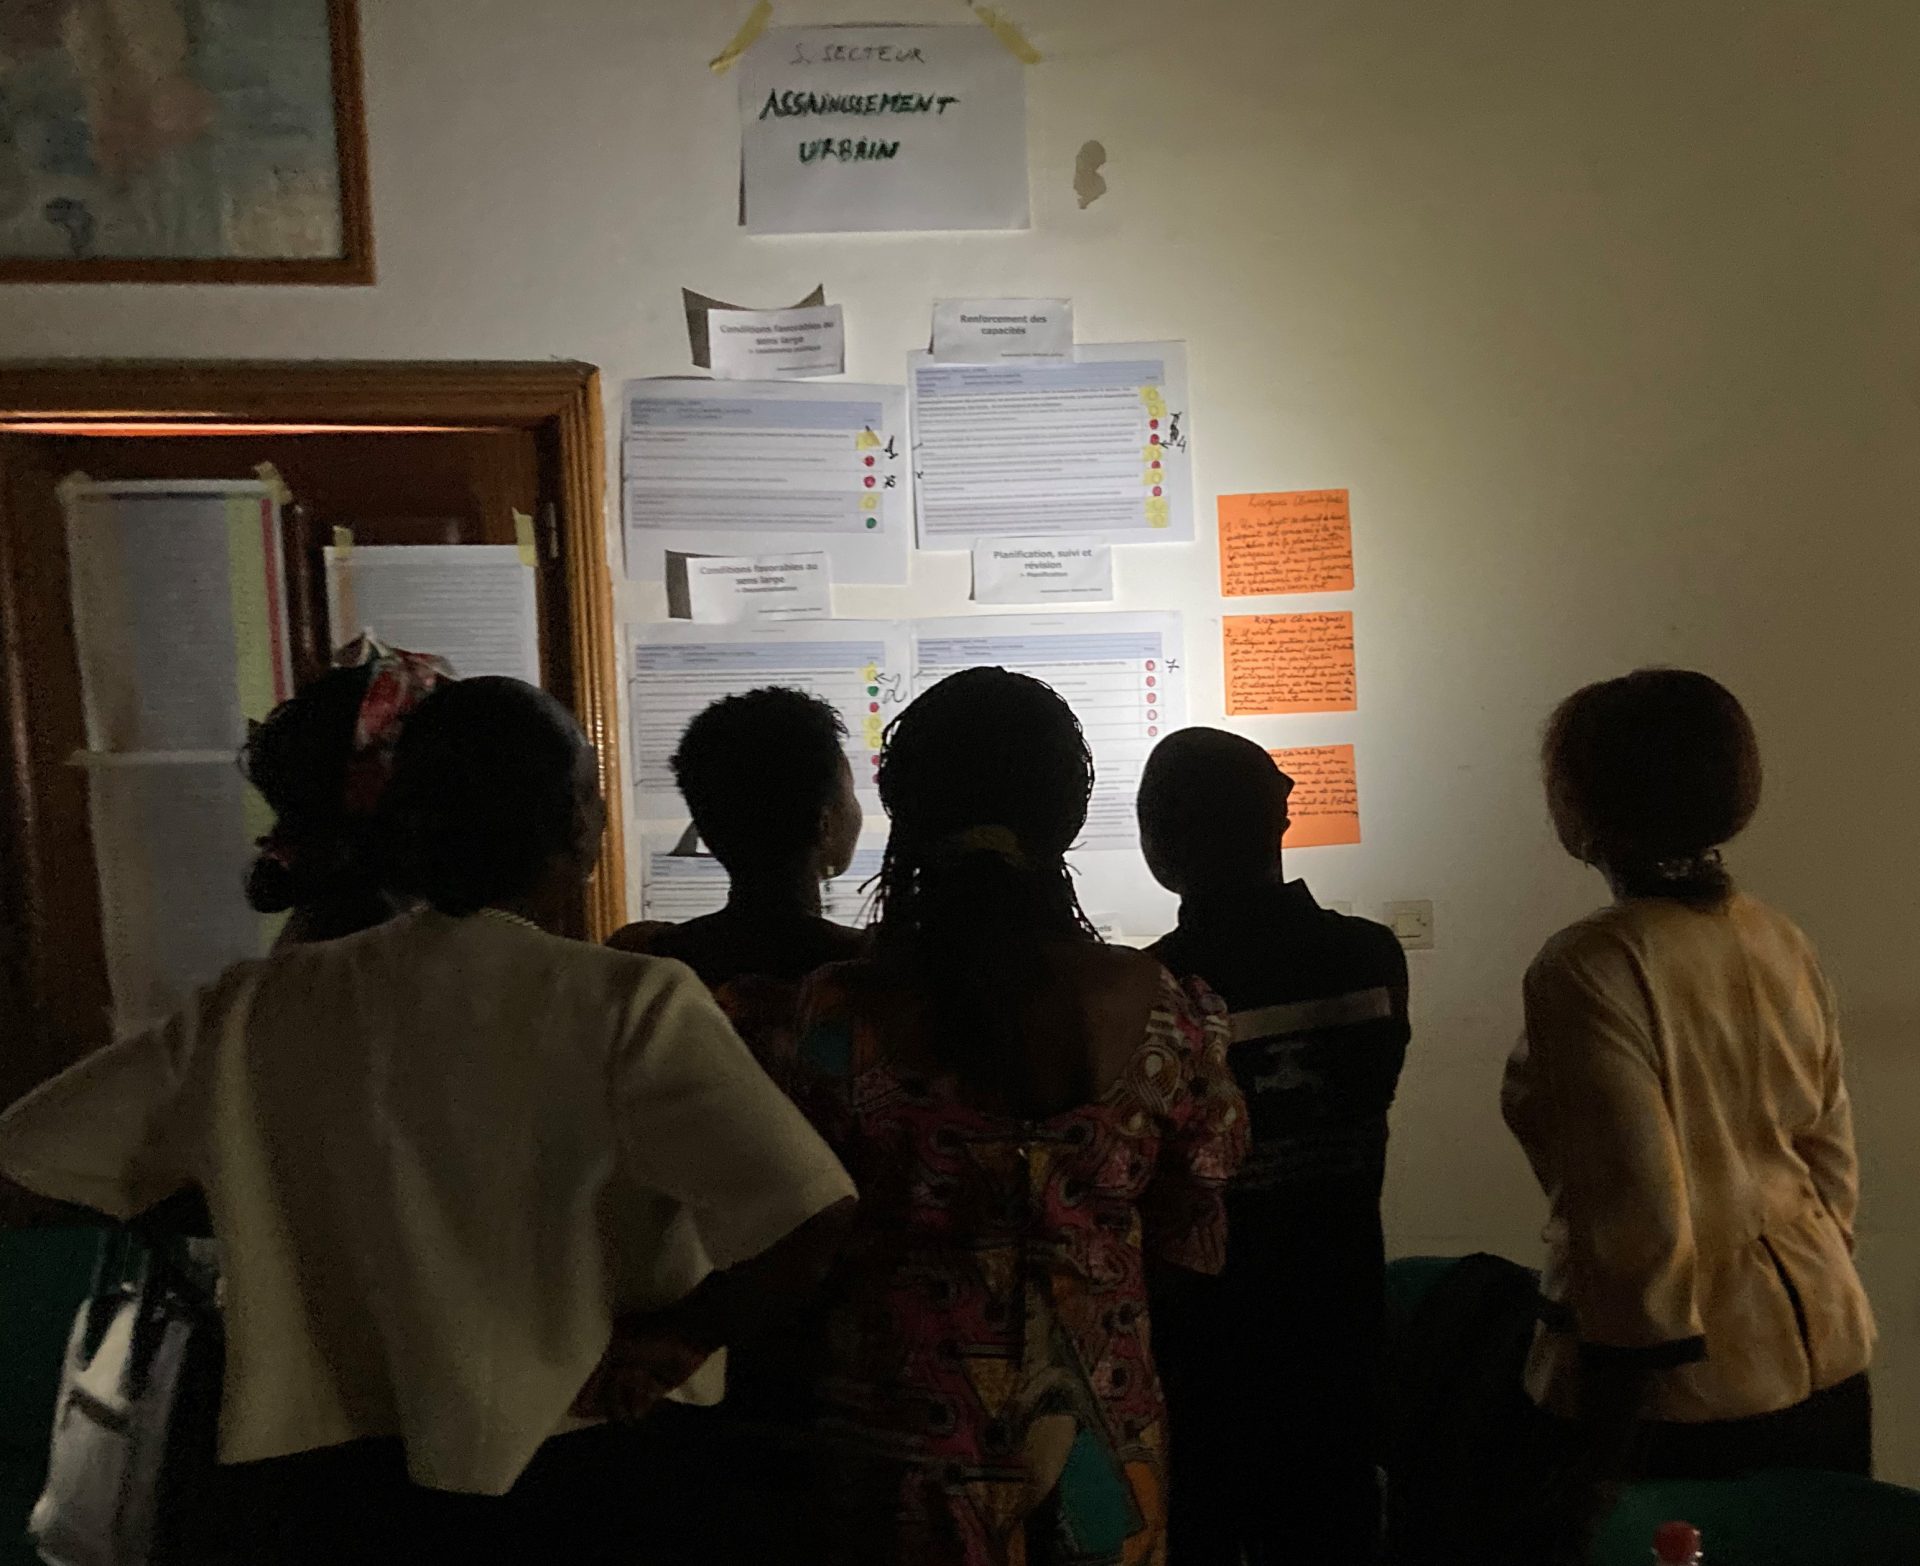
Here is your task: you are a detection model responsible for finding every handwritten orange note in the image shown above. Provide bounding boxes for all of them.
[1269,744,1361,848]
[1223,612,1356,716]
[1218,489,1353,597]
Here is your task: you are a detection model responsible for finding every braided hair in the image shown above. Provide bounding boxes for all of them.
[871,667,1099,1103]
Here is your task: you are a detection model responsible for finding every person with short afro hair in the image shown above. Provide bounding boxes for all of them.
[609,686,866,988]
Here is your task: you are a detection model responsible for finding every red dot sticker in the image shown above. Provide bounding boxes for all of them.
[1145,660,1156,671]
[864,476,876,488]
[1147,677,1158,688]
[1149,418,1159,429]
[869,702,880,714]
[1148,710,1158,723]
[1152,460,1162,470]
[1148,726,1159,737]
[1152,486,1162,497]
[1150,435,1161,445]
[864,455,875,467]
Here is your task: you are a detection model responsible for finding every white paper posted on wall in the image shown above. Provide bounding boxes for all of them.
[629,621,911,817]
[63,478,292,754]
[623,379,910,584]
[669,551,831,624]
[325,544,541,684]
[740,25,1029,235]
[709,304,845,380]
[909,343,1193,548]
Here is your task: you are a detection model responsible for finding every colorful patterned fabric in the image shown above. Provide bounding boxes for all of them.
[781,962,1248,1566]
[335,634,455,816]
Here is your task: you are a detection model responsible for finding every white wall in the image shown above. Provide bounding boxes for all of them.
[5,0,1917,1481]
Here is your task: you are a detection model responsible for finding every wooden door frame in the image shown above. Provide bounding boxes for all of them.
[0,360,626,942]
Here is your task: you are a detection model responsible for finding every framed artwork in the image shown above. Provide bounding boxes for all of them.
[0,0,370,284]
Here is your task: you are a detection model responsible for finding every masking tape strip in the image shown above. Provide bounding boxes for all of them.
[253,461,293,507]
[972,4,1041,63]
[514,510,538,568]
[56,470,93,506]
[710,0,772,75]
[331,525,353,560]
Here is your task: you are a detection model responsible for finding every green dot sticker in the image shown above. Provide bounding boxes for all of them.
[864,517,878,529]
[867,686,878,697]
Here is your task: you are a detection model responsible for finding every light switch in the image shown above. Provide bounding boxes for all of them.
[1384,899,1435,950]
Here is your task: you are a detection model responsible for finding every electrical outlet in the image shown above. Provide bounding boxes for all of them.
[1384,899,1435,951]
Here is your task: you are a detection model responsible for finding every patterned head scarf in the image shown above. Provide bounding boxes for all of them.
[334,635,457,817]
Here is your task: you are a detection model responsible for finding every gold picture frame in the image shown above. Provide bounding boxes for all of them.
[0,0,372,284]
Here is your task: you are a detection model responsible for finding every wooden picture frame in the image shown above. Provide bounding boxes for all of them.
[0,0,373,285]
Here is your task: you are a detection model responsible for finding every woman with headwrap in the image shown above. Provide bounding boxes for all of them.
[240,635,452,946]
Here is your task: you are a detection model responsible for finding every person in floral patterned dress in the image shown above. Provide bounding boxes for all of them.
[776,668,1248,1566]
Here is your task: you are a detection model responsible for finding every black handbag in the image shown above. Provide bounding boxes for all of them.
[29,1220,223,1566]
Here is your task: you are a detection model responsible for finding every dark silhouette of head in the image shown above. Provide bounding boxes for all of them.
[872,667,1098,1100]
[241,663,381,924]
[1138,727,1294,899]
[1543,667,1761,906]
[672,687,861,884]
[381,678,603,919]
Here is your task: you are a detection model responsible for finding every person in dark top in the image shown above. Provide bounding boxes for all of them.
[602,685,866,1565]
[607,686,866,985]
[1137,726,1411,1566]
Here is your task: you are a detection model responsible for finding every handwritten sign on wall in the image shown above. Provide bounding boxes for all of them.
[1223,612,1357,715]
[741,26,1029,234]
[1218,489,1354,596]
[1269,744,1361,847]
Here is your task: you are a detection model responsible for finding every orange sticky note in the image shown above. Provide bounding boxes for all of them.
[1269,744,1361,848]
[1218,489,1353,597]
[1222,612,1356,715]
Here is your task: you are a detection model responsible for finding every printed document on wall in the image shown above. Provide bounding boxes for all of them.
[629,620,911,817]
[741,26,1028,234]
[64,479,292,754]
[325,544,541,684]
[623,379,911,584]
[910,344,1192,548]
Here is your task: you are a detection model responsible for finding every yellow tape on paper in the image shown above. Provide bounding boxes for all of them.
[332,525,354,559]
[253,461,293,507]
[710,0,772,74]
[973,4,1041,63]
[514,510,538,567]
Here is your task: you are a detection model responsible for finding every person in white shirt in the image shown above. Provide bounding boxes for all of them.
[0,677,856,1564]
